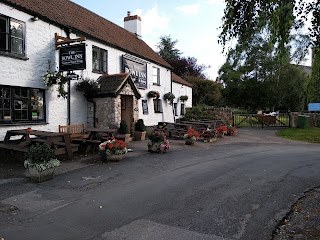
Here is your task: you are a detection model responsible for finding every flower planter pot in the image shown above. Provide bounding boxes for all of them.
[107,154,124,162]
[134,131,146,141]
[204,137,216,143]
[27,166,55,183]
[148,141,170,153]
[217,132,225,138]
[185,139,195,145]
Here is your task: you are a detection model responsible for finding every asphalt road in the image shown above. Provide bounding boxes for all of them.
[1,129,320,240]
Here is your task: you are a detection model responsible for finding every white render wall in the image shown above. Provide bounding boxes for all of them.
[172,82,193,119]
[0,3,176,139]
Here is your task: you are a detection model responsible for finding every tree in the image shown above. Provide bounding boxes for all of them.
[156,35,182,62]
[219,33,308,111]
[219,0,319,105]
[184,76,223,106]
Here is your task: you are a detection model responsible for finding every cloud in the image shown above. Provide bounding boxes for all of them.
[134,6,170,36]
[175,4,200,15]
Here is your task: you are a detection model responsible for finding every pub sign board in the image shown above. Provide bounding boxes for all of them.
[59,44,86,71]
[123,55,147,89]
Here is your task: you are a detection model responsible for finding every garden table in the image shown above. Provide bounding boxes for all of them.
[84,128,117,153]
[3,129,73,159]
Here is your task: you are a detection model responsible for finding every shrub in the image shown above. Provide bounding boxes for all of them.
[24,144,60,171]
[118,120,129,134]
[135,119,146,132]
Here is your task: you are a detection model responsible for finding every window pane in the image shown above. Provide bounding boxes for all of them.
[10,21,23,38]
[21,110,28,120]
[11,37,23,54]
[92,47,100,70]
[102,51,107,72]
[21,88,28,98]
[31,89,44,120]
[4,99,10,108]
[14,100,22,110]
[14,88,21,98]
[14,111,21,120]
[3,88,10,98]
[0,18,8,51]
[0,32,8,51]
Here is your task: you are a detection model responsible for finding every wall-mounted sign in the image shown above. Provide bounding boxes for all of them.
[123,55,147,89]
[308,103,320,111]
[59,43,86,71]
[142,99,148,115]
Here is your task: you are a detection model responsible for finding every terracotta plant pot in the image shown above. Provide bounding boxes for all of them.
[134,131,146,141]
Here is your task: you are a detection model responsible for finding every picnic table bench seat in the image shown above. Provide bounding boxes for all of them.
[30,138,80,153]
[0,143,28,152]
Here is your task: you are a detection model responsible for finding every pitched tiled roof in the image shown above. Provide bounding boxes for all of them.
[2,0,172,69]
[97,73,141,99]
[172,73,193,88]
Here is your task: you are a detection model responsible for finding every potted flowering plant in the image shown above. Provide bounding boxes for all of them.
[147,131,170,153]
[98,138,128,161]
[147,90,160,99]
[215,125,228,138]
[43,70,69,99]
[184,128,200,145]
[227,125,237,135]
[201,128,218,142]
[24,144,60,182]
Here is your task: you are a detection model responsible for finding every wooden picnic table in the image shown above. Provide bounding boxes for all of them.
[84,128,117,153]
[2,129,74,159]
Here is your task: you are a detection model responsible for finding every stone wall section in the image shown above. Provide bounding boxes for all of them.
[290,112,320,127]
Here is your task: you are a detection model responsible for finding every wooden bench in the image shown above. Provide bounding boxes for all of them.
[58,124,90,142]
[0,143,28,153]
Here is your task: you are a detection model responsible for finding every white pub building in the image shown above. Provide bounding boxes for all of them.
[0,0,192,140]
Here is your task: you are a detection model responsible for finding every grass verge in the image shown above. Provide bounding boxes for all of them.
[276,128,320,143]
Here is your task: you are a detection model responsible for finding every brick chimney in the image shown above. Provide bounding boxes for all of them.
[124,11,141,38]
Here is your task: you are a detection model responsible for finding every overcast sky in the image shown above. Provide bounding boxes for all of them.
[71,0,226,80]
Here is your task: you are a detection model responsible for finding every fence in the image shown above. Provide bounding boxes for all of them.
[233,113,291,128]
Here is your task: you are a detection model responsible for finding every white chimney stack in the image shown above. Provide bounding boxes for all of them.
[124,11,142,38]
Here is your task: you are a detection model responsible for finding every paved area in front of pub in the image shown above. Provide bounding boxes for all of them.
[1,128,319,240]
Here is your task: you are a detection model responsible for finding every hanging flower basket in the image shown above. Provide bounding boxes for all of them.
[179,95,188,102]
[43,70,69,99]
[147,91,160,99]
[163,92,175,105]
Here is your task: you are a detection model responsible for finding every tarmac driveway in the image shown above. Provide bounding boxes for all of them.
[0,128,319,240]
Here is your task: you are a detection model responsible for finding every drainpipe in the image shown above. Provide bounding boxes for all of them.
[170,70,175,122]
[68,79,71,125]
[87,97,96,128]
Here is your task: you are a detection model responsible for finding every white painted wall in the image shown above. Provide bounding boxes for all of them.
[172,82,193,119]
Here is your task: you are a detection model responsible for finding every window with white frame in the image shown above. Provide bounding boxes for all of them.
[92,46,107,73]
[0,15,25,56]
[153,99,163,113]
[152,67,160,85]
